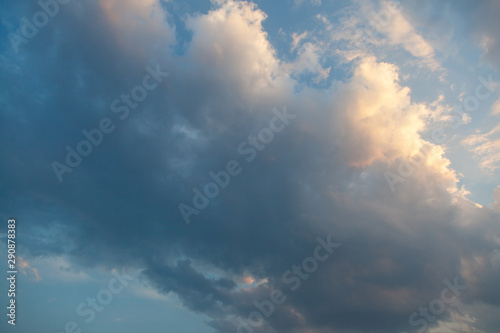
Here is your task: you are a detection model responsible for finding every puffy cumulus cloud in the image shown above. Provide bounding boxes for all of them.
[184,0,289,105]
[462,125,500,174]
[98,0,175,58]
[317,55,457,194]
[1,1,500,333]
[330,56,429,167]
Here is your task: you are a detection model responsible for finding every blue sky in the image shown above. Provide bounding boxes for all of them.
[1,1,500,333]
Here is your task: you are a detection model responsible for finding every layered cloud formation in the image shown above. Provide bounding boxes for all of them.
[0,0,499,332]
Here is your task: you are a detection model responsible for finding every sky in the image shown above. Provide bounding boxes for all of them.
[0,0,500,333]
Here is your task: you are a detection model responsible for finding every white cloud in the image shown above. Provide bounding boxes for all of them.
[291,31,309,52]
[294,0,322,7]
[326,0,442,71]
[288,41,331,83]
[185,0,289,103]
[332,56,433,167]
[369,1,441,71]
[462,125,500,174]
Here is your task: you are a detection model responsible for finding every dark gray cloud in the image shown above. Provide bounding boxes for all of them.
[1,1,499,333]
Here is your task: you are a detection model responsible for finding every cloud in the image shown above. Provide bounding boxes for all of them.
[331,56,429,167]
[17,257,41,281]
[373,0,440,71]
[491,97,500,115]
[294,0,322,7]
[97,0,175,57]
[0,1,499,333]
[28,256,92,283]
[290,31,309,52]
[288,41,331,83]
[462,125,500,174]
[183,0,289,104]
[322,0,441,71]
[467,1,500,69]
[492,186,500,211]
